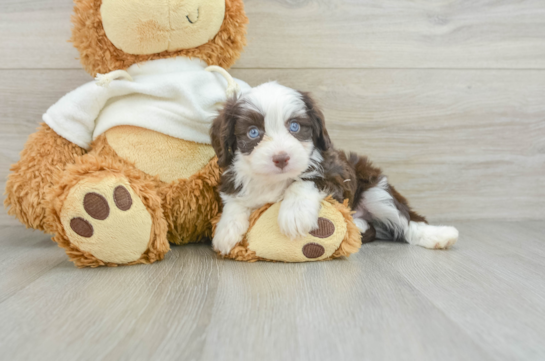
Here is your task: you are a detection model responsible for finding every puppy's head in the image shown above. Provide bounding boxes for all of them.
[210,82,330,180]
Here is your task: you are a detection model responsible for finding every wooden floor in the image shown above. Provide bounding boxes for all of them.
[1,0,545,360]
[0,220,543,361]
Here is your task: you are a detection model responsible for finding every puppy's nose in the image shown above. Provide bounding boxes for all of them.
[272,152,290,169]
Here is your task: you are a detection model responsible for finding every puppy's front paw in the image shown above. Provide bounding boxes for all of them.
[278,204,319,239]
[213,223,246,255]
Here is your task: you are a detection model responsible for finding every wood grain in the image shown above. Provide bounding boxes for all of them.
[1,1,543,360]
[0,69,91,226]
[0,221,543,360]
[240,0,545,69]
[0,226,65,303]
[380,220,545,360]
[0,0,80,70]
[232,68,545,220]
[2,0,545,69]
[1,69,543,220]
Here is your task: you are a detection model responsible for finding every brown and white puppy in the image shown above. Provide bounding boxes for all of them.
[210,82,458,255]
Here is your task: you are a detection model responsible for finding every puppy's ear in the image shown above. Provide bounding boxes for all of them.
[210,97,238,168]
[300,91,331,151]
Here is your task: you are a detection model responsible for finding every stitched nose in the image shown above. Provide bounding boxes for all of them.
[272,152,290,169]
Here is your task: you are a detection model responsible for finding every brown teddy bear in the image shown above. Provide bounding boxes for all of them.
[4,0,362,267]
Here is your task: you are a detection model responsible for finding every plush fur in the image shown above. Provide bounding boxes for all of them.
[159,155,222,245]
[4,0,246,267]
[71,0,248,76]
[45,148,170,268]
[4,123,86,232]
[211,196,362,262]
[210,82,459,255]
[91,134,222,246]
[6,123,223,267]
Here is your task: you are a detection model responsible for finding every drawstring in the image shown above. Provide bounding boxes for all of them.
[205,65,241,98]
[95,70,133,87]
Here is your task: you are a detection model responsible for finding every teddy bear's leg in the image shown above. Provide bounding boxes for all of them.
[45,153,169,267]
[4,123,86,231]
[100,126,222,246]
[221,197,362,263]
[159,158,222,245]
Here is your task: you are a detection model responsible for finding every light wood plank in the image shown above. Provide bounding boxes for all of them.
[231,68,545,220]
[2,0,545,69]
[453,221,545,302]
[195,247,493,361]
[374,221,545,360]
[0,226,64,303]
[2,69,543,220]
[0,69,91,227]
[0,243,222,361]
[0,221,544,360]
[459,221,545,265]
[0,230,493,361]
[240,0,545,69]
[0,1,80,69]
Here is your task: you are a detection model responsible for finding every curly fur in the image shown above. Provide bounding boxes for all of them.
[327,199,363,259]
[71,0,248,76]
[4,123,86,232]
[45,152,170,268]
[92,134,222,246]
[159,157,222,245]
[4,0,241,267]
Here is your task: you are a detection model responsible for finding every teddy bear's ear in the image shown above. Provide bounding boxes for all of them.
[71,0,248,76]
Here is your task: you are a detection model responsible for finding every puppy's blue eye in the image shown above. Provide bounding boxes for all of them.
[289,121,300,133]
[248,127,260,139]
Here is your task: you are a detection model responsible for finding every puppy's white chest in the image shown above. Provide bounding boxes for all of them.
[238,180,291,209]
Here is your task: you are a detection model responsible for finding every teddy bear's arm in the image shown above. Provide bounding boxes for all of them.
[4,123,86,232]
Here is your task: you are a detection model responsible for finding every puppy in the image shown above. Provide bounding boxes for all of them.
[210,81,458,255]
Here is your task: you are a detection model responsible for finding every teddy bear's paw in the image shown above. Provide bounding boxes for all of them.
[243,201,349,262]
[60,175,155,264]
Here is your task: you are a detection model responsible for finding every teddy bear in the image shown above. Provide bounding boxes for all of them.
[4,0,363,267]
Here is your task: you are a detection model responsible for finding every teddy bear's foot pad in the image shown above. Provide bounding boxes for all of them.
[302,243,325,258]
[60,176,153,264]
[69,186,132,237]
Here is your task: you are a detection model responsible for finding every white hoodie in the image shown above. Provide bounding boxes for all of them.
[43,57,250,150]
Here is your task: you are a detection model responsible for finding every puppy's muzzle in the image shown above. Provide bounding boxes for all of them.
[272,152,290,170]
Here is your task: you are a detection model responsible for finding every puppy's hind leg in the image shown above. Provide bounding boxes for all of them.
[353,218,377,244]
[390,184,458,249]
[404,221,459,249]
[357,177,458,249]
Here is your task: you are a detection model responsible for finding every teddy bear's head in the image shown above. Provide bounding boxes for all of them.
[71,0,248,76]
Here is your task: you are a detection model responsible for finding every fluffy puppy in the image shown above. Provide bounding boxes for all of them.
[210,82,458,255]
